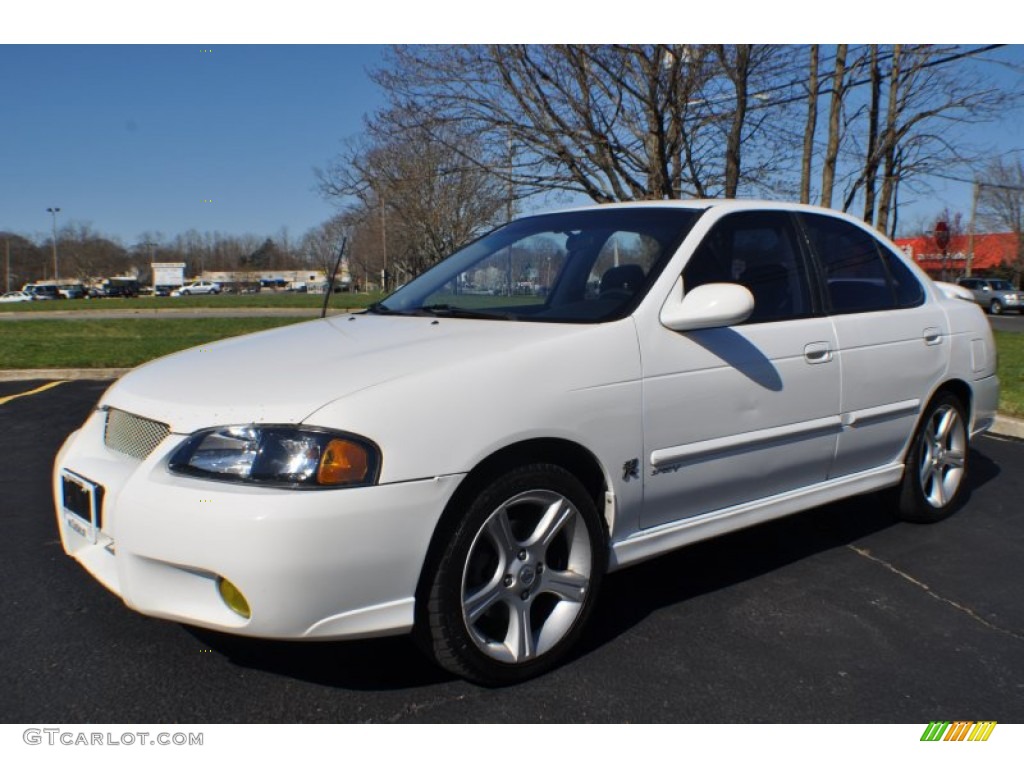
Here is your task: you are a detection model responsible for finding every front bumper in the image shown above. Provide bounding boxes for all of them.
[53,409,464,640]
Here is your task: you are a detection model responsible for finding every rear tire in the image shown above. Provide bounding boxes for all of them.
[417,464,606,685]
[891,392,969,523]
[989,300,1003,315]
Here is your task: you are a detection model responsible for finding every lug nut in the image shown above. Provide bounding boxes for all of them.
[520,590,530,601]
[503,575,514,587]
[517,550,528,561]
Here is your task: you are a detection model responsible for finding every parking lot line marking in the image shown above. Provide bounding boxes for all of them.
[0,380,69,406]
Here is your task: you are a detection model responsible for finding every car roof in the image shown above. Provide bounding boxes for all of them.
[554,198,890,223]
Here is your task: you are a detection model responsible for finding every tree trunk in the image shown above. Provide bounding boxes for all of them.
[876,45,902,236]
[820,45,847,209]
[862,45,881,224]
[799,45,819,205]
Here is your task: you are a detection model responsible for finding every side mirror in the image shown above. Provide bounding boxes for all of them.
[660,279,754,331]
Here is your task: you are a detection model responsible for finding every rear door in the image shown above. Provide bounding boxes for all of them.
[798,212,947,478]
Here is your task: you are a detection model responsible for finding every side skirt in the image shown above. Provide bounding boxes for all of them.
[609,463,904,571]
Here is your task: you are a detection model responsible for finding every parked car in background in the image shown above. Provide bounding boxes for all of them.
[54,201,998,685]
[22,283,62,300]
[0,290,35,303]
[956,277,1023,314]
[174,280,221,296]
[89,278,141,298]
[58,283,86,299]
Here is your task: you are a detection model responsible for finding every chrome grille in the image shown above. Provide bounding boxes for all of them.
[103,408,170,461]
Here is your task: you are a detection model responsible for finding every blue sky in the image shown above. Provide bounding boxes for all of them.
[1,45,387,245]
[2,41,1023,248]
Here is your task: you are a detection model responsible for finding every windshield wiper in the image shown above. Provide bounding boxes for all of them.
[419,304,516,321]
[364,302,515,320]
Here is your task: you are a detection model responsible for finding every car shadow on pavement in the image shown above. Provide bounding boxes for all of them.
[185,447,1000,691]
[573,445,1001,663]
[185,627,454,691]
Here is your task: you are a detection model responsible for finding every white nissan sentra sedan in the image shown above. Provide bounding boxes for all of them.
[54,201,998,684]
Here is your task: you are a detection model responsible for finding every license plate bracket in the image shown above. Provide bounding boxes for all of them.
[60,471,103,542]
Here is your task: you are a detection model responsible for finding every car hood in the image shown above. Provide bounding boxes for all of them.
[101,314,592,434]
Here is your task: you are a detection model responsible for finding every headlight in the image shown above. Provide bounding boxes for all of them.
[168,425,380,488]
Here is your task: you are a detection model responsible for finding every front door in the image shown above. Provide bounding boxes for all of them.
[639,210,841,530]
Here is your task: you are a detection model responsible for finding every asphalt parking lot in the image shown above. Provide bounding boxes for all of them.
[2,379,1022,723]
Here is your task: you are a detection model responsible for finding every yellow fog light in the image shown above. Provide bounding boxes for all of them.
[317,438,369,485]
[217,577,251,619]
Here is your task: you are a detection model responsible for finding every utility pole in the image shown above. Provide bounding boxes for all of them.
[379,197,387,293]
[4,238,10,293]
[47,207,61,282]
[966,180,980,278]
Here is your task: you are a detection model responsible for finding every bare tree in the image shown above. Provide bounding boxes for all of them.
[371,44,803,203]
[318,123,508,286]
[827,45,1016,236]
[799,45,820,204]
[820,44,849,209]
[977,157,1024,286]
[300,213,351,281]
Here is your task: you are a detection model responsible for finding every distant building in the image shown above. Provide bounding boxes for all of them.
[198,269,337,292]
[893,232,1019,278]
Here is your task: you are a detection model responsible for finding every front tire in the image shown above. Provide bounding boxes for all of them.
[418,464,606,685]
[989,300,1003,315]
[891,392,969,523]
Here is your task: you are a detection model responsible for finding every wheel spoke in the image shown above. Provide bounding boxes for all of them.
[935,408,957,443]
[464,579,505,624]
[944,449,965,470]
[485,508,519,560]
[918,444,934,487]
[931,467,948,507]
[529,497,575,549]
[507,601,535,661]
[541,568,588,603]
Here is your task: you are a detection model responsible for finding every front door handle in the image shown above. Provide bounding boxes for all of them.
[804,341,833,364]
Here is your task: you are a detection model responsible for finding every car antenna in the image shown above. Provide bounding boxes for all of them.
[320,237,348,319]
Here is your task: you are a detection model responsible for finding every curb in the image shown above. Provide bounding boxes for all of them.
[0,368,132,381]
[3,366,1023,441]
[992,415,1024,441]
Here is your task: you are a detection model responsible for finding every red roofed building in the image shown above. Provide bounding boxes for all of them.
[893,232,1020,279]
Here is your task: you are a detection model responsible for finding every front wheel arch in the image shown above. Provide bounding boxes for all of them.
[415,462,608,684]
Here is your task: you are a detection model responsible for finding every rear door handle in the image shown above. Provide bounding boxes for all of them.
[923,327,943,346]
[804,341,833,364]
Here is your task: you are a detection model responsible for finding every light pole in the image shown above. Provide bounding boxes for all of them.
[46,207,61,282]
[934,220,951,282]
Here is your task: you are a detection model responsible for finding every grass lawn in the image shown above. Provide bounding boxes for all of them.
[994,331,1024,418]
[0,317,307,369]
[0,291,384,313]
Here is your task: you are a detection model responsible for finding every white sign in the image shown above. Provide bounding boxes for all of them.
[152,262,186,287]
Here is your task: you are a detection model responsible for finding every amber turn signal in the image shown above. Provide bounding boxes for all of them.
[317,438,370,485]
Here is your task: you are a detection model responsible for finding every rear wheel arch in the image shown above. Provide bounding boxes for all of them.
[891,383,972,522]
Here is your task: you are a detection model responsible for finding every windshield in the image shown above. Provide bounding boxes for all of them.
[374,207,702,323]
